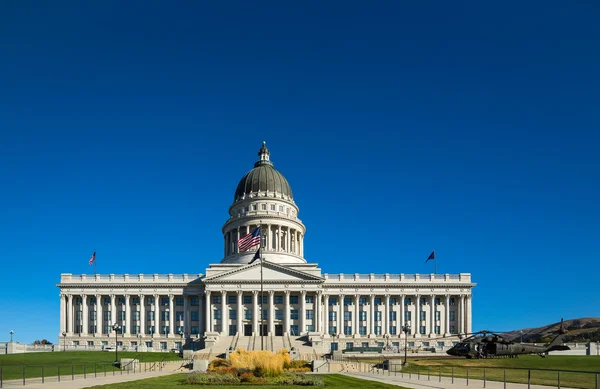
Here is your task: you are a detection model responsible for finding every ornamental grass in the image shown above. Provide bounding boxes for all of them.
[228,348,291,377]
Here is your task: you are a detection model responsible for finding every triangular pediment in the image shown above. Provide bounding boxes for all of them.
[204,261,323,283]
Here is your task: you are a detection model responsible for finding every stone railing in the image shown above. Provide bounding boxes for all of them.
[322,273,472,283]
[60,273,204,284]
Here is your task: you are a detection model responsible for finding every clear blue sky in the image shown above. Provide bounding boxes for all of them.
[1,1,598,344]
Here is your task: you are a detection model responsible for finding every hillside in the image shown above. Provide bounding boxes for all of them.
[502,318,600,343]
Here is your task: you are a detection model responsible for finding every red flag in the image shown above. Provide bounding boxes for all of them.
[88,251,96,266]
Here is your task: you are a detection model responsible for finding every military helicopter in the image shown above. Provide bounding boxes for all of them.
[446,319,570,359]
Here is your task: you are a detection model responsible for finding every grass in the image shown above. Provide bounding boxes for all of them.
[84,373,408,388]
[393,355,600,389]
[0,351,182,381]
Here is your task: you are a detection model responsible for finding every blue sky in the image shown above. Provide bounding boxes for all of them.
[1,1,599,343]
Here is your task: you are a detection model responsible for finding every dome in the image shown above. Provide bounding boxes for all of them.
[234,142,294,202]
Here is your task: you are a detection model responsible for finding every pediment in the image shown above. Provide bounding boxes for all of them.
[204,262,323,283]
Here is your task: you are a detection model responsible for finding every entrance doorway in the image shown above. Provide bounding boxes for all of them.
[244,324,252,336]
[259,324,267,336]
[275,325,283,336]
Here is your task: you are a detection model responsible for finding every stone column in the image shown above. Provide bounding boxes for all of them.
[315,292,321,334]
[124,295,131,336]
[59,294,66,334]
[429,295,435,337]
[140,295,146,336]
[153,294,159,336]
[252,291,259,335]
[168,295,174,336]
[110,294,116,327]
[284,290,290,335]
[96,294,102,336]
[399,295,405,327]
[300,290,306,335]
[205,291,212,333]
[381,294,390,335]
[183,295,189,336]
[459,295,465,335]
[323,294,329,336]
[354,295,359,336]
[369,295,375,336]
[414,295,420,338]
[220,291,227,335]
[66,294,73,334]
[237,291,243,335]
[466,295,472,334]
[268,291,275,335]
[81,295,88,335]
[338,294,344,336]
[444,295,450,336]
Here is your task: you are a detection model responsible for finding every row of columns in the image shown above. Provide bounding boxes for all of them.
[224,224,304,257]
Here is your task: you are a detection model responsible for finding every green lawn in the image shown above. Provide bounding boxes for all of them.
[396,355,600,389]
[0,351,182,381]
[85,373,407,388]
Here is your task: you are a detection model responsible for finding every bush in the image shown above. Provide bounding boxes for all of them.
[272,373,324,386]
[183,372,241,385]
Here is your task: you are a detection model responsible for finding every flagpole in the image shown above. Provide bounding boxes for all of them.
[434,249,437,274]
[94,249,97,276]
[259,223,264,351]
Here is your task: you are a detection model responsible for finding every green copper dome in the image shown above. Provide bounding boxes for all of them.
[234,142,294,202]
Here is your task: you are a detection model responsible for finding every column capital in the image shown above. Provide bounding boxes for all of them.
[81,294,87,298]
[300,290,306,296]
[169,294,174,299]
[205,290,211,296]
[124,294,129,298]
[110,294,116,299]
[237,290,243,296]
[252,290,259,296]
[221,290,227,296]
[284,290,290,296]
[140,295,145,301]
[385,294,390,298]
[269,290,275,296]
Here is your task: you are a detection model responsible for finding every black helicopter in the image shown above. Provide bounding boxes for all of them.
[446,319,570,359]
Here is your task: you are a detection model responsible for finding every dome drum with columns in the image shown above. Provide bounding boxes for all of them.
[56,142,475,357]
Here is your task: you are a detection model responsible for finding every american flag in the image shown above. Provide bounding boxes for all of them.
[88,251,96,266]
[238,227,261,252]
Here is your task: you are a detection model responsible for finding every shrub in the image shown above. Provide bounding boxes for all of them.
[182,372,241,385]
[272,373,324,386]
[229,348,290,377]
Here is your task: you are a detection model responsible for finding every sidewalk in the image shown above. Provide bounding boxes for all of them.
[0,370,180,389]
[342,372,579,389]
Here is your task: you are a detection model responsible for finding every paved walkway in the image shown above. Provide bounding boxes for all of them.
[342,372,578,389]
[0,370,180,389]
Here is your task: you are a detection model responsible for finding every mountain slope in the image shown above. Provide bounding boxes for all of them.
[502,318,600,343]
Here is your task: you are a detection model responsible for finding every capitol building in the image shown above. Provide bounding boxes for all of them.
[57,143,475,354]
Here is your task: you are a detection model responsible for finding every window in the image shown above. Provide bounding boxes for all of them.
[191,326,199,334]
[262,310,268,320]
[290,310,298,320]
[290,295,299,304]
[244,310,252,320]
[329,311,337,321]
[133,297,140,305]
[404,297,411,306]
[346,342,354,350]
[118,297,125,305]
[147,311,155,321]
[422,342,430,347]
[344,326,352,335]
[76,311,82,320]
[305,295,314,304]
[229,325,236,335]
[435,311,440,320]
[229,310,237,320]
[243,295,252,304]
[132,311,140,321]
[290,325,299,336]
[404,311,411,322]
[279,205,283,212]
[377,342,384,347]
[214,309,222,320]
[161,297,169,306]
[191,311,199,321]
[261,204,266,210]
[344,297,352,306]
[437,341,445,347]
[359,297,367,306]
[244,206,249,212]
[161,326,169,334]
[344,311,352,321]
[434,298,441,305]
[328,326,337,335]
[449,311,455,321]
[374,326,382,335]
[119,311,126,320]
[191,297,199,306]
[389,297,397,305]
[392,342,400,348]
[435,326,441,334]
[408,342,415,347]
[160,311,169,321]
[274,296,283,304]
[212,296,222,304]
[389,311,397,321]
[104,325,111,334]
[331,342,338,351]
[228,296,236,304]
[174,311,183,321]
[87,341,94,346]
[450,298,456,306]
[420,326,426,334]
[89,325,96,334]
[147,296,155,305]
[173,297,183,306]
[104,297,111,305]
[147,326,155,335]
[359,311,367,321]
[374,311,382,321]
[259,296,267,304]
[420,298,426,305]
[252,204,257,211]
[275,310,283,320]
[451,325,456,334]
[271,204,276,211]
[306,325,314,332]
[390,326,397,335]
[160,342,167,350]
[89,311,97,321]
[133,325,140,335]
[374,297,382,305]
[90,297,97,305]
[359,326,367,336]
[420,311,426,321]
[328,297,337,305]
[361,342,369,348]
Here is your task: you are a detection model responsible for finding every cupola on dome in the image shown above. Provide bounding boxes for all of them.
[234,142,293,202]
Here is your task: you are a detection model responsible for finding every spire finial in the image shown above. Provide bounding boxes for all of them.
[255,141,273,167]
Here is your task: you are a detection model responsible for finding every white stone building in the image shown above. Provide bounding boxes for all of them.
[57,143,475,354]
